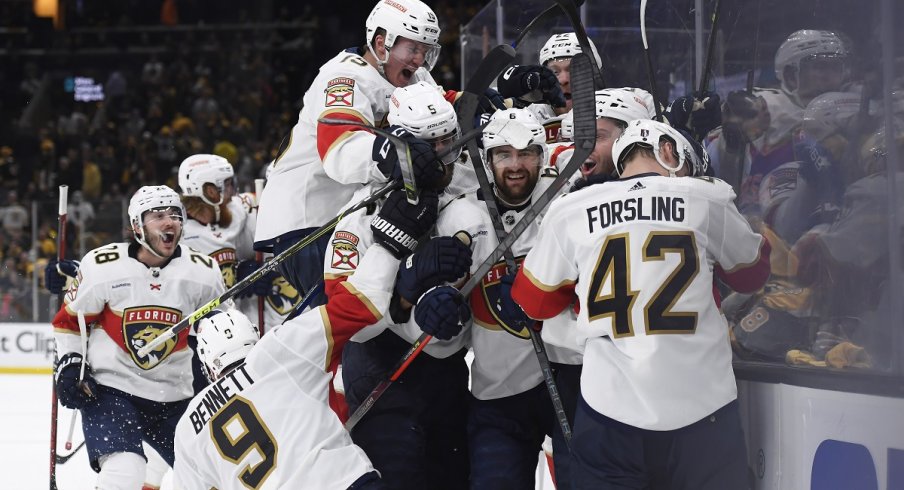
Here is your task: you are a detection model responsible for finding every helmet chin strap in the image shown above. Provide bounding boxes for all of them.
[367,43,390,77]
[136,226,176,259]
[198,190,224,224]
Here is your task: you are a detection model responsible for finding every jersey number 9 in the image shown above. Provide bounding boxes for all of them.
[210,396,278,489]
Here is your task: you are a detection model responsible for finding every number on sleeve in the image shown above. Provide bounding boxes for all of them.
[209,396,278,489]
[340,54,368,66]
[93,245,121,264]
[190,253,214,269]
[586,231,699,336]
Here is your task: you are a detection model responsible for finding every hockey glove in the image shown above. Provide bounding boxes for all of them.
[373,126,446,191]
[478,88,508,114]
[371,189,439,260]
[396,236,472,304]
[497,65,566,108]
[494,273,535,336]
[414,286,471,340]
[793,135,843,216]
[55,352,98,410]
[235,260,277,298]
[44,259,79,294]
[665,92,722,142]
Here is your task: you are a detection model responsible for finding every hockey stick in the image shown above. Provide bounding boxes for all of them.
[317,116,489,165]
[511,0,586,48]
[137,179,402,358]
[49,185,67,490]
[346,51,597,433]
[640,0,665,121]
[553,0,605,89]
[460,65,575,444]
[63,311,90,452]
[279,281,324,326]
[55,440,85,464]
[696,0,723,97]
[254,179,266,335]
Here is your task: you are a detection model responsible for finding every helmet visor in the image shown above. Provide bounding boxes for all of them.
[389,38,441,71]
[427,129,461,166]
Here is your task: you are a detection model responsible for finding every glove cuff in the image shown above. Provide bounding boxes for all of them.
[371,215,419,259]
[56,352,85,381]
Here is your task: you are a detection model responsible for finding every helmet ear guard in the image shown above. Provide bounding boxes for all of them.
[612,119,708,177]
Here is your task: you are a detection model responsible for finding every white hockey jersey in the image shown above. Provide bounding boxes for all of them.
[173,246,399,489]
[513,175,771,430]
[181,196,255,289]
[53,243,226,402]
[255,49,438,248]
[439,168,576,400]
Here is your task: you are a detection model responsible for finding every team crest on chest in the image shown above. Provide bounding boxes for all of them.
[325,77,356,107]
[122,306,182,369]
[479,256,531,339]
[266,275,302,315]
[331,231,360,271]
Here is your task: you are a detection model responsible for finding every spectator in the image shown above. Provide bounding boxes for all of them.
[0,190,28,238]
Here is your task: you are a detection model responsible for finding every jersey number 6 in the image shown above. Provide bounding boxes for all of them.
[210,396,278,489]
[586,231,700,338]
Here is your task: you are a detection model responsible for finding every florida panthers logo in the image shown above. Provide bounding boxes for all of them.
[211,248,238,288]
[266,276,302,315]
[477,256,531,339]
[122,306,182,369]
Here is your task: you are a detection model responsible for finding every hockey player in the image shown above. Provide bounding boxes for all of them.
[328,82,474,489]
[431,108,575,489]
[174,186,470,489]
[495,32,598,142]
[510,119,771,489]
[255,0,448,307]
[51,185,226,490]
[707,29,851,212]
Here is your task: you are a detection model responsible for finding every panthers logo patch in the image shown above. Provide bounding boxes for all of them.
[325,77,356,107]
[122,306,182,369]
[479,256,531,339]
[266,275,302,315]
[331,231,360,271]
[211,248,238,288]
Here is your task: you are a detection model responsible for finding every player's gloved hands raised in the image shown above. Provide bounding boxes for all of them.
[372,189,439,260]
[374,126,446,191]
[396,234,472,304]
[235,260,277,298]
[493,273,535,336]
[44,259,79,294]
[55,352,98,409]
[665,91,722,142]
[497,65,566,108]
[414,286,471,340]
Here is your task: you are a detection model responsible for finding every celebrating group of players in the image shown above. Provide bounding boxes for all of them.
[49,0,889,487]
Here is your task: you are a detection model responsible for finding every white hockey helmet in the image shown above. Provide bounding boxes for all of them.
[196,309,260,382]
[482,108,549,168]
[365,0,441,71]
[539,32,603,70]
[178,154,235,207]
[595,88,654,126]
[774,30,849,93]
[388,81,461,165]
[801,91,862,142]
[612,119,705,177]
[128,185,185,257]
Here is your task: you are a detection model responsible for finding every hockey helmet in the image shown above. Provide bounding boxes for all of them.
[366,0,441,71]
[539,32,603,70]
[482,108,549,168]
[595,88,654,126]
[128,185,185,257]
[388,81,461,165]
[775,30,849,94]
[178,154,235,207]
[801,91,862,142]
[196,309,261,382]
[612,119,706,177]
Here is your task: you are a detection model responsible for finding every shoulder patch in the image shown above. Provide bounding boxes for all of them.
[330,231,360,271]
[325,77,356,107]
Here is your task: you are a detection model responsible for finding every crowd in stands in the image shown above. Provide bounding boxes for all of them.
[0,0,486,321]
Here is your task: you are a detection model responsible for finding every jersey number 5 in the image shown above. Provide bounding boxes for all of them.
[586,231,699,337]
[210,396,278,489]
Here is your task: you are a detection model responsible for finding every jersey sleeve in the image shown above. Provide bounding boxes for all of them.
[52,249,110,357]
[511,200,577,320]
[709,196,772,293]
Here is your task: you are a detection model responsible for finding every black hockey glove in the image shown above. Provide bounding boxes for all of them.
[55,352,98,410]
[793,135,843,220]
[373,126,445,191]
[396,235,472,304]
[414,286,471,340]
[371,189,439,260]
[497,65,567,108]
[44,259,79,295]
[478,88,507,114]
[665,91,722,142]
[235,260,277,298]
[493,273,535,336]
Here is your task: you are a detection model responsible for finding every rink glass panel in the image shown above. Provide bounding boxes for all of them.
[461,0,904,392]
